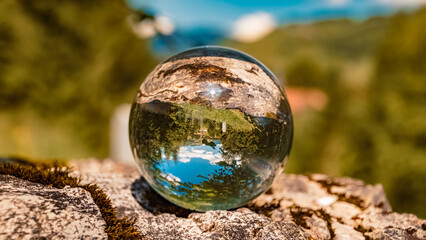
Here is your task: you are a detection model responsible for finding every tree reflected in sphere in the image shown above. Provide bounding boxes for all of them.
[129,46,293,211]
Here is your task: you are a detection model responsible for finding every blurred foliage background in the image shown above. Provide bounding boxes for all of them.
[0,0,425,217]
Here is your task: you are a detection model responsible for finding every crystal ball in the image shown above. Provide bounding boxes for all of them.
[129,46,293,212]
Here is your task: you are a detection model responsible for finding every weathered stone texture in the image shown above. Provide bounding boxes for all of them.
[74,160,425,240]
[0,174,107,240]
[1,159,424,239]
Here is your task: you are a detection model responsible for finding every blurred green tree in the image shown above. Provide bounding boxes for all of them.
[368,9,426,216]
[0,0,156,157]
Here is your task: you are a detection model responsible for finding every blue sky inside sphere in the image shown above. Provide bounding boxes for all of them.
[127,0,425,54]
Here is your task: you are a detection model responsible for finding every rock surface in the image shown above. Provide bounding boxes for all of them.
[1,159,425,239]
[0,174,107,239]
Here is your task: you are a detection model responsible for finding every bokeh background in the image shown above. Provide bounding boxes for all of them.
[0,0,425,217]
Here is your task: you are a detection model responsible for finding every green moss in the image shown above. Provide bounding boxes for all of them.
[0,159,142,239]
[82,183,142,239]
[0,160,78,188]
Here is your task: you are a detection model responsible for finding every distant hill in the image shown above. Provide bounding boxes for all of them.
[225,16,390,85]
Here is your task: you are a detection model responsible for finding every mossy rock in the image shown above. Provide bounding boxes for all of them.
[0,158,141,239]
[1,158,425,239]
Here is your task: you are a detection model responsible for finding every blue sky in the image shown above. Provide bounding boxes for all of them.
[158,141,228,185]
[129,0,422,29]
[127,0,425,54]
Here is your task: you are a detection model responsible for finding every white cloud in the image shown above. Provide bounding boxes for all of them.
[178,146,224,165]
[231,12,276,43]
[154,15,175,35]
[130,15,174,39]
[160,172,181,183]
[131,19,156,39]
[328,0,351,6]
[377,0,426,7]
[179,158,191,163]
[192,149,206,154]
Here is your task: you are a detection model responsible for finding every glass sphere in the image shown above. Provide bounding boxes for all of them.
[129,46,293,212]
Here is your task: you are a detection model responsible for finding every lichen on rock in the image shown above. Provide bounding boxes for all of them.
[0,174,107,239]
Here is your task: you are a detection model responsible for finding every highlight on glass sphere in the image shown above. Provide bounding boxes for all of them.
[129,46,293,212]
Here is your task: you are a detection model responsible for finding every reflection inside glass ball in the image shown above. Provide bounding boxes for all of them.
[129,46,293,211]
